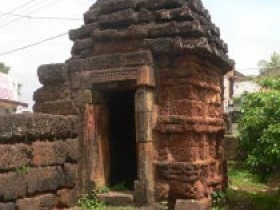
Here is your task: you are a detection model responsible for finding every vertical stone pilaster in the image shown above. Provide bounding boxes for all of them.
[80,102,95,194]
[135,87,154,143]
[135,87,155,203]
[135,142,154,204]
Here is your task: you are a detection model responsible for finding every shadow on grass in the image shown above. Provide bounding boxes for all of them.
[222,189,280,210]
[219,162,280,210]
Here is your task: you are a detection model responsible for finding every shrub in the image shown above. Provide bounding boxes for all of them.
[239,77,280,178]
[78,189,105,210]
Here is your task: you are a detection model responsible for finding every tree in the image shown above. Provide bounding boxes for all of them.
[239,77,280,178]
[0,62,10,74]
[258,51,280,73]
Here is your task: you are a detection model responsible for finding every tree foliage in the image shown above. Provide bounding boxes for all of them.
[258,51,280,73]
[239,77,280,178]
[0,62,10,74]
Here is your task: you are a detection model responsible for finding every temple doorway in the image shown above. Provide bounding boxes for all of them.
[106,90,137,190]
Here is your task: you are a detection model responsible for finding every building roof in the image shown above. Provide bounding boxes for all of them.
[0,98,28,108]
[234,70,246,78]
[233,70,254,82]
[69,0,234,72]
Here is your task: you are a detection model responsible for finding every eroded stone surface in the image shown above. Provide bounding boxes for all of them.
[97,192,134,206]
[16,194,56,210]
[175,199,210,210]
[26,167,65,194]
[37,64,67,85]
[0,114,78,141]
[57,188,78,208]
[31,139,80,166]
[0,173,27,201]
[0,202,15,210]
[0,144,31,170]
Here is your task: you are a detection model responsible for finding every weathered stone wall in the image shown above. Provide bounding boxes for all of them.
[0,114,79,210]
[33,64,78,116]
[154,54,226,208]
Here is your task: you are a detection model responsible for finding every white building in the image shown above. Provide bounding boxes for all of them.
[224,70,234,112]
[0,72,28,115]
[233,79,260,98]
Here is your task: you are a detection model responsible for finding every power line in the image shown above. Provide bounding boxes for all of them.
[0,11,81,21]
[0,32,68,57]
[0,0,59,26]
[23,0,64,16]
[0,0,63,27]
[0,0,42,23]
[0,0,38,18]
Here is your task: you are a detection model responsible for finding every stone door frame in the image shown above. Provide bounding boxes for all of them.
[79,64,155,203]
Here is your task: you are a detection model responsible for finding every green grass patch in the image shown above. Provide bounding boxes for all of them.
[225,189,280,210]
[228,163,268,192]
[212,162,280,210]
[78,163,280,210]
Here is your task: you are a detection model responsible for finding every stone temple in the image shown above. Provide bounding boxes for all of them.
[0,0,233,209]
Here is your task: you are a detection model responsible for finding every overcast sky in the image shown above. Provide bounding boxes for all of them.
[0,0,279,109]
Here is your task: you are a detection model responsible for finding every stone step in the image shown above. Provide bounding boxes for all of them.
[97,191,134,206]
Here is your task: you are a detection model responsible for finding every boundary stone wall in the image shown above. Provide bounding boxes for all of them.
[0,114,80,210]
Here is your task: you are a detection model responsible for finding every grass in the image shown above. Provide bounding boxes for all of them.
[228,163,269,191]
[76,163,280,210]
[224,189,280,210]
[212,162,280,210]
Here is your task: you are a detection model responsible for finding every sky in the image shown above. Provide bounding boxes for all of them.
[0,0,279,109]
[203,0,280,73]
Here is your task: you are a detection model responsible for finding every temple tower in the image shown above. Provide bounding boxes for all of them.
[34,0,233,208]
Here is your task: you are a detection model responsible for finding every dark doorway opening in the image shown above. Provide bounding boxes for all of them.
[107,91,137,190]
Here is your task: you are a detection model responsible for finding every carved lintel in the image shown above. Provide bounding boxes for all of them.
[80,65,155,90]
